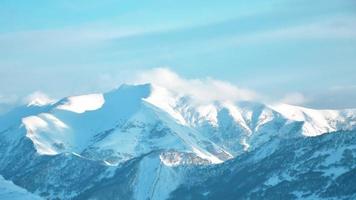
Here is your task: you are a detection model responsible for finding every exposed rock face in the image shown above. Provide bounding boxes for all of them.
[169,130,356,200]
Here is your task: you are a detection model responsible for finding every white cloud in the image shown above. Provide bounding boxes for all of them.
[24,91,55,106]
[132,68,258,104]
[279,92,309,106]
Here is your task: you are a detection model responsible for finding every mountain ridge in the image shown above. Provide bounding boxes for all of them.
[0,83,355,199]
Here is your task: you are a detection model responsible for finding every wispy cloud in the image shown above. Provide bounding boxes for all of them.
[24,91,55,106]
[0,26,147,54]
[329,85,356,91]
[279,92,310,106]
[132,68,258,104]
[229,16,356,45]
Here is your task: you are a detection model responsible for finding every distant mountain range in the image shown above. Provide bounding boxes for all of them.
[0,83,355,199]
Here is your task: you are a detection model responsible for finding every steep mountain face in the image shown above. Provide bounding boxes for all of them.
[0,175,42,200]
[0,83,355,200]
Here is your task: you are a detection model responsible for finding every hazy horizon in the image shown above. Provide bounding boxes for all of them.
[1,0,356,110]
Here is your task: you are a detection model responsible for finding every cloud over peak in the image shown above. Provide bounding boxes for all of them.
[132,68,258,104]
[25,91,55,106]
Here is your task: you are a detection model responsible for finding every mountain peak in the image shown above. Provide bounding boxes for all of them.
[55,93,105,114]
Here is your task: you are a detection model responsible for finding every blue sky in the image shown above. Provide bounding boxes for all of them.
[0,0,356,109]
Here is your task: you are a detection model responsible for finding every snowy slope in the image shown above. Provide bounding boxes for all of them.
[271,104,356,136]
[15,84,226,164]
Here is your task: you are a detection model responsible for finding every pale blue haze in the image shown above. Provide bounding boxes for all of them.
[0,0,356,109]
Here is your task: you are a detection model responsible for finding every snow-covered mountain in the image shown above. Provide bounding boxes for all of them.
[169,129,356,200]
[0,83,355,199]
